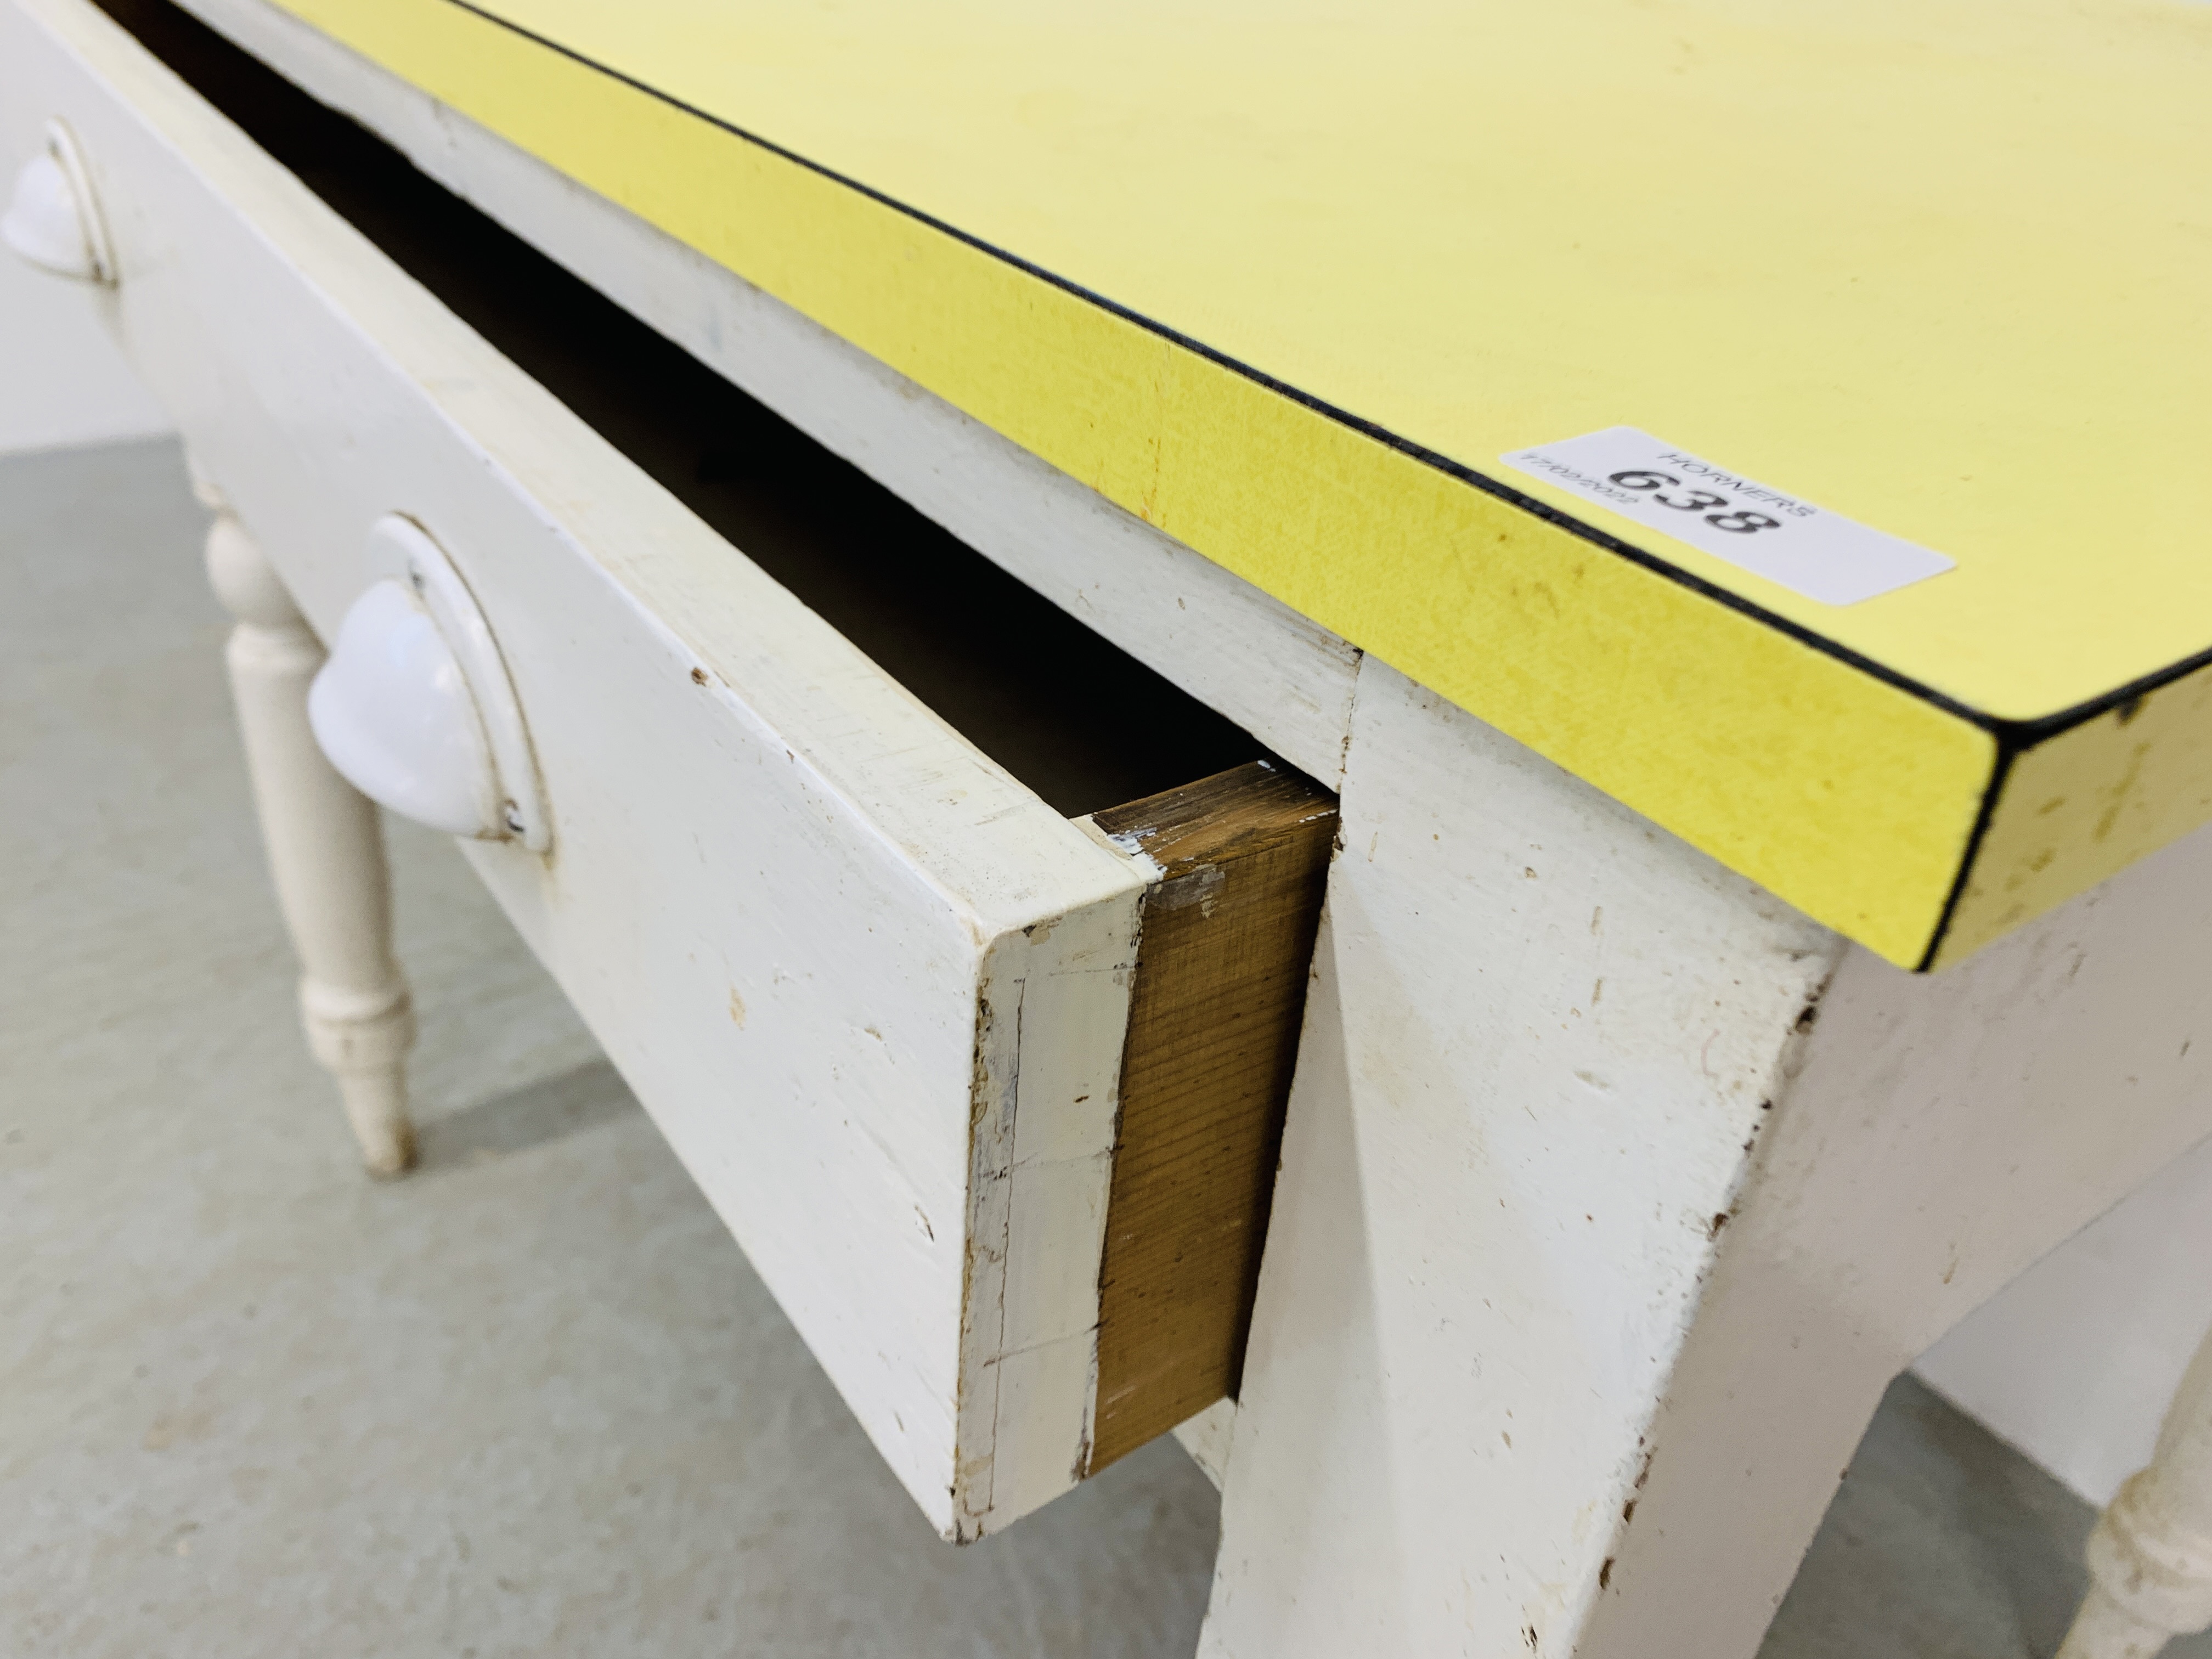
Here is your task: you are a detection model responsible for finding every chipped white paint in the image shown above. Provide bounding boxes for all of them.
[1201,657,1842,1657]
[170,0,1362,788]
[2059,1324,2212,1659]
[2,0,1152,1537]
[963,898,1144,1528]
[1073,811,1167,882]
[1203,656,2212,1658]
[34,0,2212,1638]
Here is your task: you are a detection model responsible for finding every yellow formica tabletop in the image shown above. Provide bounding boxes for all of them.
[269,0,2210,968]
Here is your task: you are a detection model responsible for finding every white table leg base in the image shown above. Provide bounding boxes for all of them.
[2059,1329,2212,1659]
[300,978,417,1177]
[205,505,418,1176]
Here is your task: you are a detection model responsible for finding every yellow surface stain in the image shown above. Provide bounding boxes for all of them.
[1936,665,2212,967]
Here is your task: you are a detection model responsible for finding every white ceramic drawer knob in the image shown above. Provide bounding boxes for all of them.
[308,517,550,850]
[2,121,115,284]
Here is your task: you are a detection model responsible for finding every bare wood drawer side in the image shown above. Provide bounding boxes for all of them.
[1088,761,1338,1471]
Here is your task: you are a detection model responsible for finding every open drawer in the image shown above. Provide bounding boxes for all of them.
[2,0,1338,1536]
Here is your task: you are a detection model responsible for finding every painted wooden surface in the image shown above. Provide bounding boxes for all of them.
[148,25,1265,827]
[202,499,415,1175]
[160,1,2212,1593]
[1087,762,1337,1472]
[1201,656,2212,1657]
[1567,830,2212,1658]
[1201,656,1842,1656]
[199,0,2212,969]
[1916,1133,2212,1510]
[2,0,1169,1537]
[167,0,1360,789]
[31,2,2212,1652]
[0,205,167,454]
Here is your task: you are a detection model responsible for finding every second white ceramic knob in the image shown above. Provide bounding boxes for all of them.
[308,517,550,850]
[2,122,115,283]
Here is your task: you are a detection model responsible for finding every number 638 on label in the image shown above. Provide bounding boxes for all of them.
[1604,471,1781,534]
[1499,427,1954,606]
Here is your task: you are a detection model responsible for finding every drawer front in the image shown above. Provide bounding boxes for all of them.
[3,0,1154,1536]
[6,0,1344,1539]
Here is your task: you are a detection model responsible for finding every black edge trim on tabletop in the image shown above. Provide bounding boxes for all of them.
[438,0,2007,718]
[1912,742,2017,974]
[180,0,2212,973]
[442,0,2212,759]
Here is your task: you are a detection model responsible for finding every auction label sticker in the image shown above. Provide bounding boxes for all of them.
[1499,427,1952,606]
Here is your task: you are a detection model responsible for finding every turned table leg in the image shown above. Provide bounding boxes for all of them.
[2059,1325,2212,1659]
[204,505,417,1175]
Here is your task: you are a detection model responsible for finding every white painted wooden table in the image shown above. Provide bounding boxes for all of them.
[7,1,2211,1654]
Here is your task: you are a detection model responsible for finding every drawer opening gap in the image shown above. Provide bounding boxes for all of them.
[92,0,1345,1494]
[98,0,1272,819]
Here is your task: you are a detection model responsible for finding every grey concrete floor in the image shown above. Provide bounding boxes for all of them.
[1769,1370,2208,1659]
[0,437,2189,1658]
[0,441,1216,1658]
